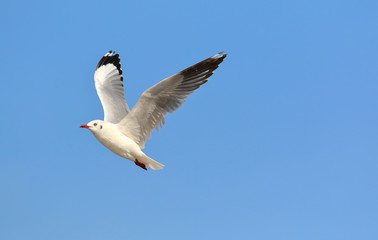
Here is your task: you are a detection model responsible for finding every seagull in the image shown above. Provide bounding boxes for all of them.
[80,51,227,170]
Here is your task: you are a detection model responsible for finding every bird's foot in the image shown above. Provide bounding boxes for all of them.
[135,159,147,171]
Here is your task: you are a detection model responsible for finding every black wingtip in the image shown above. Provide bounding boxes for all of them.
[96,51,122,73]
[213,51,227,60]
[180,52,227,78]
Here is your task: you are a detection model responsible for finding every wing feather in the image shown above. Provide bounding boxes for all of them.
[118,52,227,148]
[94,51,130,123]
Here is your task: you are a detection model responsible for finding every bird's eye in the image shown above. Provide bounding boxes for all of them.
[100,125,103,129]
[94,123,97,126]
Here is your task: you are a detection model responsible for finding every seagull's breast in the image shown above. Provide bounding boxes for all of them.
[92,124,140,160]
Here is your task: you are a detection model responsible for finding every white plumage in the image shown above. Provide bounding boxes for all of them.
[81,51,227,170]
[94,51,130,123]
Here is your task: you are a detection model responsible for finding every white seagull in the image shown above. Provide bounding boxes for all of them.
[80,51,227,170]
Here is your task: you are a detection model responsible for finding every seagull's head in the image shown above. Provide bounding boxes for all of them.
[80,120,104,133]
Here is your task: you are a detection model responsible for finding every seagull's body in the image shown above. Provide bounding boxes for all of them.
[87,121,154,170]
[81,51,227,170]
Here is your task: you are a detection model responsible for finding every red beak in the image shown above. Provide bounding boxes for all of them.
[80,124,90,129]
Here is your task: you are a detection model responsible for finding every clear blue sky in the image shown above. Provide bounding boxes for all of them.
[1,0,377,239]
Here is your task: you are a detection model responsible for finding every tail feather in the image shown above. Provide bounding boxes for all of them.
[139,155,164,170]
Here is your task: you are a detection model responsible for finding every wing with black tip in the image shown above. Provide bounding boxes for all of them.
[94,51,130,123]
[117,52,227,148]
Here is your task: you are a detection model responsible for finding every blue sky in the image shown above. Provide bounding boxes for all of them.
[1,0,377,239]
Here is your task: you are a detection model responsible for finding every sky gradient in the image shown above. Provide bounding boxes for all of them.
[1,0,378,239]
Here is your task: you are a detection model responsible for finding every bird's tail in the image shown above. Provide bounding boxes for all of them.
[139,154,164,170]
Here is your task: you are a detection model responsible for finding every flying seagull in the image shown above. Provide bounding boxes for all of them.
[80,51,227,170]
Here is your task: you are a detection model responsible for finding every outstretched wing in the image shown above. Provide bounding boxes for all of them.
[117,52,227,148]
[94,51,130,123]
